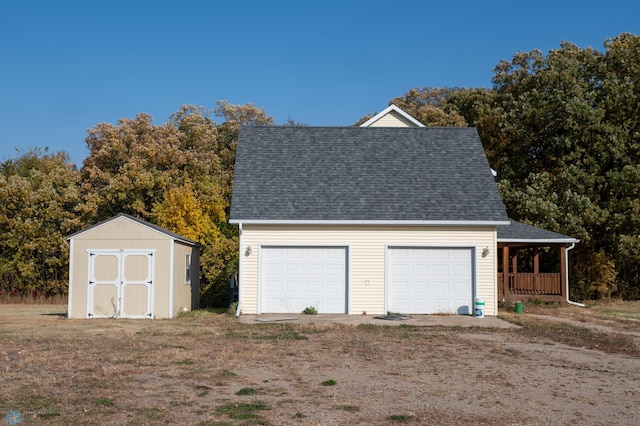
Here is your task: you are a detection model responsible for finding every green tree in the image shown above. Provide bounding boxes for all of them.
[388,87,468,126]
[477,34,640,298]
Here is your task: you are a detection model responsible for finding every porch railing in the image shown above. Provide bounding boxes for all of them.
[498,273,562,296]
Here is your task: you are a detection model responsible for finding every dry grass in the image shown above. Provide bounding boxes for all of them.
[1,302,639,425]
[520,299,640,326]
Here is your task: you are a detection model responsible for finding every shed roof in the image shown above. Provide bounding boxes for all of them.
[497,220,579,244]
[230,126,508,225]
[67,213,201,247]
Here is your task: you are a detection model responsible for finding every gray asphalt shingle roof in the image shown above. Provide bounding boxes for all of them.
[230,126,509,223]
[498,220,579,242]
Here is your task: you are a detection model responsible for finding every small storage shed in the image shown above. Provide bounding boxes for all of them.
[67,213,200,319]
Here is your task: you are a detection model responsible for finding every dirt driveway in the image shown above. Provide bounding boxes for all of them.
[0,304,639,425]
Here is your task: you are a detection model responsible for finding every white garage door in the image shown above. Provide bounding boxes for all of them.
[261,247,347,314]
[388,247,473,315]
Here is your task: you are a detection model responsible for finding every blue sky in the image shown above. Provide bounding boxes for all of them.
[1,1,638,166]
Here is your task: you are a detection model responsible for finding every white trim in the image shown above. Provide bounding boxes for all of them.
[169,240,175,319]
[359,104,426,128]
[67,239,74,318]
[258,244,350,314]
[231,219,510,226]
[237,223,244,317]
[498,238,580,244]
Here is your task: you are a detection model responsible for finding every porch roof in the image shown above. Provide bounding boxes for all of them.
[497,220,579,244]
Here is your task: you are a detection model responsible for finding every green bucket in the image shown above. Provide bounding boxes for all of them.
[514,301,524,314]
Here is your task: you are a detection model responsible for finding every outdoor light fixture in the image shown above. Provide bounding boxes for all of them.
[245,246,252,256]
[482,247,490,258]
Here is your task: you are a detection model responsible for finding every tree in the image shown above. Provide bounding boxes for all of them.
[385,87,468,126]
[475,34,640,298]
[0,148,81,297]
[79,102,273,306]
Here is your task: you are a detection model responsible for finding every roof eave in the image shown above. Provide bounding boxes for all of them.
[230,219,510,226]
[67,213,201,247]
[359,104,426,128]
[498,238,580,244]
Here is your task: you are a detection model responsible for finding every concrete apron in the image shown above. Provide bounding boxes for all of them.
[236,314,519,329]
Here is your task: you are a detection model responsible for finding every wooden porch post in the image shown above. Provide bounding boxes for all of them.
[533,247,540,292]
[560,245,567,302]
[502,245,510,298]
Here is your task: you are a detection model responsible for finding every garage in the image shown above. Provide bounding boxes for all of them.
[67,213,200,319]
[261,247,348,313]
[387,247,473,314]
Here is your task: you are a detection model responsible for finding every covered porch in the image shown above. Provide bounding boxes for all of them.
[497,221,579,303]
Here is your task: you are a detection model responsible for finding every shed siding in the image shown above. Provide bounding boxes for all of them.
[172,242,200,315]
[367,110,417,127]
[69,217,174,319]
[239,225,497,316]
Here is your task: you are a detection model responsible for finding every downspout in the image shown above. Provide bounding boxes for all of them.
[565,243,585,307]
[235,223,243,318]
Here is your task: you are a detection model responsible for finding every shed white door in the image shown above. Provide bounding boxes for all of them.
[388,248,473,315]
[87,250,154,318]
[261,247,347,313]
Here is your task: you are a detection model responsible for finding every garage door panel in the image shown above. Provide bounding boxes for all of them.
[286,263,304,276]
[307,264,323,276]
[453,264,470,277]
[412,264,427,277]
[412,283,428,295]
[285,280,303,293]
[327,264,344,276]
[262,247,347,314]
[307,280,323,294]
[433,264,450,277]
[388,248,473,315]
[326,280,344,293]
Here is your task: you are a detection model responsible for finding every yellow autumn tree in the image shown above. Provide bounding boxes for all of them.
[152,183,220,244]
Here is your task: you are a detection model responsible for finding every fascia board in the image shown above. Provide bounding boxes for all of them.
[230,219,510,226]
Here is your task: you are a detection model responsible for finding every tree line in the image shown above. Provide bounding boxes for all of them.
[0,102,272,305]
[1,33,639,302]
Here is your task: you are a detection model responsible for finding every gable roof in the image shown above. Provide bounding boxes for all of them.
[230,126,509,225]
[67,213,201,247]
[498,220,579,244]
[359,104,426,128]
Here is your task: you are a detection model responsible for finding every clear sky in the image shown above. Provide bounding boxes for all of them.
[1,0,638,166]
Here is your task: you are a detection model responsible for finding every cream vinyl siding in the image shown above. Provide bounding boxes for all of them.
[239,225,498,316]
[366,110,418,127]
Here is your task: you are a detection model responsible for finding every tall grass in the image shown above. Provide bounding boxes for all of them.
[0,293,68,304]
